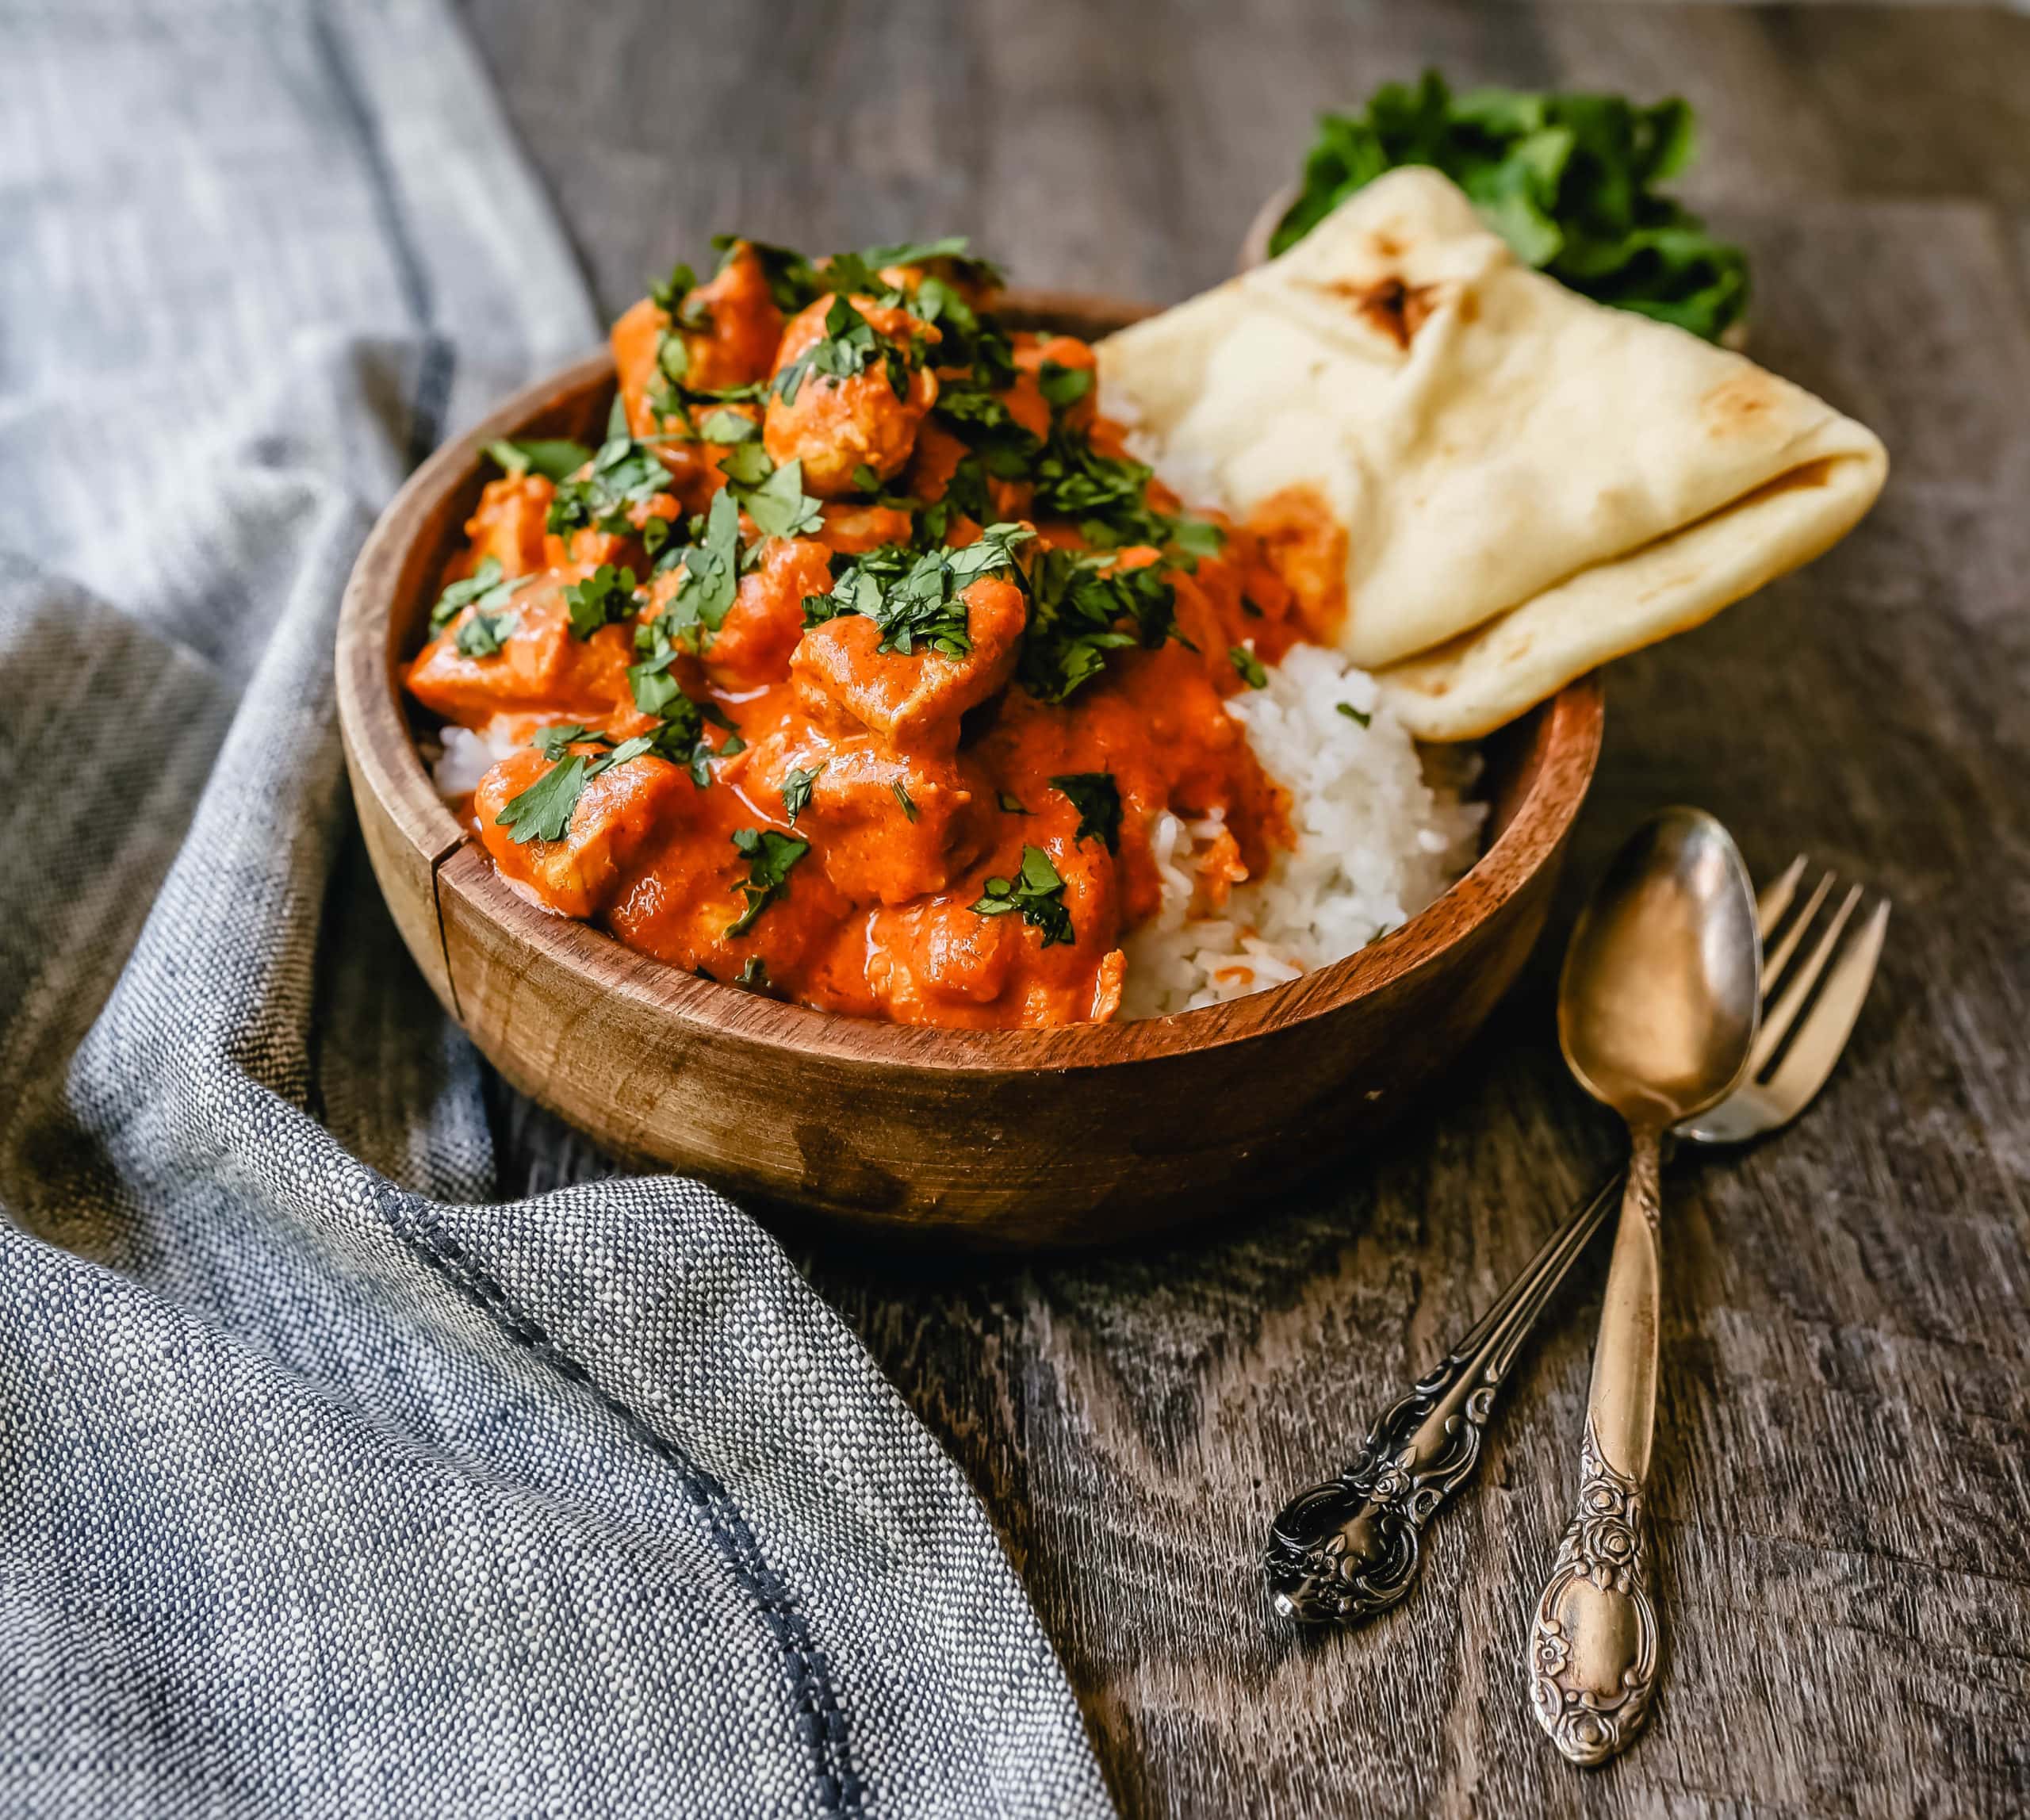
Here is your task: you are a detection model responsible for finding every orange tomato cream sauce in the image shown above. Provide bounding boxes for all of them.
[407,238,1477,1029]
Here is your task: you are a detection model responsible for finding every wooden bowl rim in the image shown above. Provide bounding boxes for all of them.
[338,320,1602,1076]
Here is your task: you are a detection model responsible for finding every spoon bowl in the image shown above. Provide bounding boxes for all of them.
[1557,808,1762,1132]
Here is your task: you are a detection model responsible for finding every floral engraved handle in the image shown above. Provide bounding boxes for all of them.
[1264,1171,1625,1627]
[1526,1130,1665,1765]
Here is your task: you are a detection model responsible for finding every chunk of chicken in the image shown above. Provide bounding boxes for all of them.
[473,745,691,920]
[611,241,786,436]
[696,535,835,691]
[746,732,975,905]
[458,475,553,579]
[764,296,939,498]
[789,574,1026,755]
[406,570,635,727]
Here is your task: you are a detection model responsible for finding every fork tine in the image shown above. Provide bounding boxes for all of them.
[1762,868,1834,991]
[1751,880,1863,1075]
[1753,899,1890,1125]
[1756,855,1809,942]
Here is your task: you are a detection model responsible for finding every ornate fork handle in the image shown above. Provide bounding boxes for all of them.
[1264,1167,1626,1625]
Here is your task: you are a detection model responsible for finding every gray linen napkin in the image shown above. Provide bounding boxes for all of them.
[0,3,1111,1814]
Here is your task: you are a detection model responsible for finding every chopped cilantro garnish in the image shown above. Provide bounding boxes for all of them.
[1027,423,1223,560]
[734,956,770,991]
[727,452,823,539]
[430,555,530,630]
[648,260,707,326]
[997,791,1029,816]
[779,763,824,826]
[804,523,1034,658]
[971,845,1074,947]
[496,751,592,845]
[1049,772,1122,853]
[1037,360,1094,410]
[773,295,916,406]
[563,564,642,640]
[891,780,917,822]
[1230,645,1270,689]
[727,827,810,936]
[454,608,518,658]
[547,404,671,539]
[649,489,744,648]
[697,407,759,443]
[1336,701,1373,728]
[485,438,595,483]
[1017,549,1182,703]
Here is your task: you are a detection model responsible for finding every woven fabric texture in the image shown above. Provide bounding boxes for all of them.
[0,4,1110,1815]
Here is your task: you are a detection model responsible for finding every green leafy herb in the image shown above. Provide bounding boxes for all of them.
[891,780,917,822]
[430,555,532,631]
[454,608,519,657]
[971,845,1074,948]
[1017,549,1182,703]
[1230,645,1269,689]
[650,489,744,648]
[1336,700,1373,728]
[1271,71,1748,342]
[773,295,917,405]
[563,564,642,640]
[804,523,1034,658]
[779,763,824,826]
[649,260,708,326]
[1049,772,1122,853]
[547,405,672,538]
[731,454,824,539]
[998,791,1029,815]
[496,750,593,845]
[1030,423,1222,557]
[727,827,810,936]
[1037,360,1094,410]
[485,438,596,483]
[697,407,759,443]
[734,956,770,991]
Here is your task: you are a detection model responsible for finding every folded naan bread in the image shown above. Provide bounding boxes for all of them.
[1096,167,1887,739]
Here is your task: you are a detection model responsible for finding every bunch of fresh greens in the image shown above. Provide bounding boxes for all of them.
[1270,71,1748,343]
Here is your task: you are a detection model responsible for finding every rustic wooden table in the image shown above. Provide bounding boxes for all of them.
[459,3,2030,1813]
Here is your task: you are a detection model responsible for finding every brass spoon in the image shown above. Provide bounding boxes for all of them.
[1526,807,1761,1765]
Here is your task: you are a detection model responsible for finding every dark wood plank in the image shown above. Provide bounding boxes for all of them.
[458,4,2030,1814]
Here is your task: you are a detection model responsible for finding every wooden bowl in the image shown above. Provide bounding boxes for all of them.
[336,294,1603,1248]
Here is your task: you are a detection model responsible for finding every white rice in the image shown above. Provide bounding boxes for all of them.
[431,721,523,799]
[1119,641,1484,1019]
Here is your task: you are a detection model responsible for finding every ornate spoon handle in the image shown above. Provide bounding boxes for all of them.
[1526,1128,1664,1765]
[1264,1167,1627,1625]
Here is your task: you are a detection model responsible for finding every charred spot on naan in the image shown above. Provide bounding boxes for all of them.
[1699,370,1788,439]
[1300,274,1448,351]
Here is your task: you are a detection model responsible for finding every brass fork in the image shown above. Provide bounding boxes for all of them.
[1262,856,1890,1629]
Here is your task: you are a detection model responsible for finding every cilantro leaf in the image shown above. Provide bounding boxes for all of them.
[563,564,642,640]
[454,608,518,657]
[1270,71,1748,342]
[1230,645,1269,689]
[430,556,531,631]
[727,827,810,936]
[805,523,1034,658]
[733,454,824,540]
[697,407,759,443]
[1037,360,1094,410]
[891,780,917,822]
[780,764,824,826]
[1336,701,1373,728]
[1049,772,1122,852]
[547,422,672,539]
[997,791,1029,815]
[496,753,590,845]
[485,438,595,483]
[1017,549,1182,703]
[970,845,1074,947]
[655,489,744,646]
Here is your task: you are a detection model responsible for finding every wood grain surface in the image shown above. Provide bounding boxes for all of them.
[453,3,2030,1814]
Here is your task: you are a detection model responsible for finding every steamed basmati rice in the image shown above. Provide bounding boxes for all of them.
[1119,641,1484,1019]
